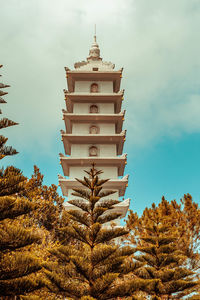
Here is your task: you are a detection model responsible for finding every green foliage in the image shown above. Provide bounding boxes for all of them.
[0,65,18,159]
[45,165,143,299]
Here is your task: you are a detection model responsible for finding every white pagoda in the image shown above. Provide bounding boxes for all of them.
[58,34,130,224]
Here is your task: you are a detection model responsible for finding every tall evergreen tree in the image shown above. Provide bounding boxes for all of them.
[127,198,199,299]
[0,167,45,298]
[0,65,18,159]
[45,165,142,299]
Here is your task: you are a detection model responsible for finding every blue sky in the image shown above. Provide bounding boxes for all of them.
[1,0,200,215]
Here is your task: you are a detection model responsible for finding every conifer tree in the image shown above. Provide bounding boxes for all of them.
[0,197,45,298]
[0,167,45,298]
[22,165,64,233]
[45,165,142,299]
[0,65,18,159]
[127,198,199,299]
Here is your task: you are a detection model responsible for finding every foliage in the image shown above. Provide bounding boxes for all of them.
[0,65,18,160]
[44,165,143,299]
[127,197,200,299]
[0,174,44,298]
[22,165,64,234]
[18,166,69,299]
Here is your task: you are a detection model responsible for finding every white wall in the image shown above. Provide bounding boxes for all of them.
[69,166,118,179]
[99,144,116,156]
[71,144,117,157]
[73,103,114,114]
[75,81,113,93]
[72,123,115,134]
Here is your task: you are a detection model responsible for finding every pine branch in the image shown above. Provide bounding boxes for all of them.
[95,227,129,244]
[0,225,40,251]
[0,253,41,280]
[0,118,18,129]
[0,196,34,221]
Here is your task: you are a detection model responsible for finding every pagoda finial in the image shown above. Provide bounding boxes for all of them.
[94,24,96,42]
[87,25,102,62]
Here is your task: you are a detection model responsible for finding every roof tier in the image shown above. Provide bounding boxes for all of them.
[58,175,129,197]
[62,111,125,134]
[59,154,127,177]
[61,131,126,155]
[64,90,124,114]
[65,70,122,93]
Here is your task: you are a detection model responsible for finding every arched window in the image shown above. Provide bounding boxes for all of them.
[89,146,98,156]
[90,83,98,93]
[89,104,98,113]
[89,125,99,134]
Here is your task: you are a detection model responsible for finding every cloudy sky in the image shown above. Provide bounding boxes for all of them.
[1,0,200,215]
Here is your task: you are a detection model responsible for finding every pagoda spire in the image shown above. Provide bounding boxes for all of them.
[87,25,102,61]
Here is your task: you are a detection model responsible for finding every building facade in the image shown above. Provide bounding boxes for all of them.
[58,35,130,223]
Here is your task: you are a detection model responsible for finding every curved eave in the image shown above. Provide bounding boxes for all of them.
[60,155,127,176]
[61,133,126,155]
[63,198,130,219]
[64,91,124,114]
[103,198,130,219]
[66,71,122,93]
[63,112,125,134]
[59,176,129,197]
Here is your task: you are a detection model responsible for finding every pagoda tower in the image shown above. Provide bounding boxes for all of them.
[58,35,130,224]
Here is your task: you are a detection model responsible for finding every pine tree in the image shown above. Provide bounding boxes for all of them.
[128,198,199,299]
[22,165,64,233]
[0,165,27,196]
[0,168,45,298]
[178,194,200,273]
[44,165,142,299]
[0,65,18,159]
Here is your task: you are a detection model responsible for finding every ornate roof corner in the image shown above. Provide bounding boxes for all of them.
[113,198,130,208]
[123,198,130,206]
[122,153,127,159]
[62,108,67,114]
[123,174,129,181]
[119,67,124,73]
[60,129,65,134]
[59,153,64,157]
[63,89,68,93]
[119,89,125,95]
[122,110,126,116]
[122,129,127,136]
[58,174,65,179]
[64,67,70,72]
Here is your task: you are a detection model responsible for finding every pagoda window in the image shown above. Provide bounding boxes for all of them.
[89,104,99,113]
[89,146,98,156]
[89,125,99,134]
[90,83,98,93]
